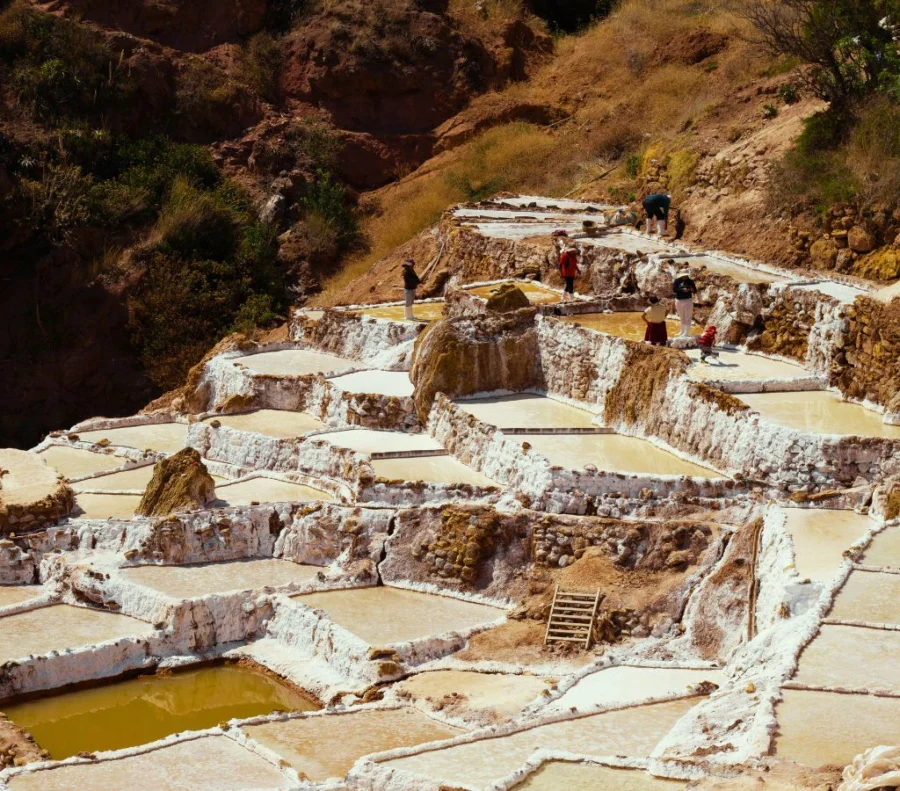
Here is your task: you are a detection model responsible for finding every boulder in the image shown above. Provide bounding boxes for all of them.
[848,226,875,253]
[137,448,216,517]
[485,283,530,313]
[809,238,838,270]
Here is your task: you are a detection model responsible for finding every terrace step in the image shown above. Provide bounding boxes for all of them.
[544,585,602,650]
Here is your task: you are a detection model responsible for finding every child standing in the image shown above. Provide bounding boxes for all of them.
[697,325,719,362]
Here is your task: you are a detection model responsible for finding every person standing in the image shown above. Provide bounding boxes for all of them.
[558,243,579,303]
[672,267,697,337]
[642,296,668,346]
[401,259,420,321]
[642,193,671,236]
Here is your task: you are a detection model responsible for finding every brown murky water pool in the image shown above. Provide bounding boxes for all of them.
[5,664,318,760]
[563,312,687,342]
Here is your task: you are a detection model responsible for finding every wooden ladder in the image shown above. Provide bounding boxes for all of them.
[544,585,602,650]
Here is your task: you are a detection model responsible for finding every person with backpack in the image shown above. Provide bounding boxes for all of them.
[672,266,698,337]
[401,259,421,320]
[558,242,579,303]
[642,193,671,237]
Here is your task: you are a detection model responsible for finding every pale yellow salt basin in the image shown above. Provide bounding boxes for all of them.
[203,410,326,438]
[685,348,810,383]
[0,585,43,608]
[38,445,124,480]
[371,456,497,486]
[563,312,687,342]
[523,433,721,478]
[738,391,900,438]
[0,449,60,507]
[384,697,699,789]
[0,604,155,662]
[243,707,460,782]
[861,527,900,568]
[72,465,155,492]
[466,281,561,305]
[328,370,414,398]
[456,394,596,429]
[774,689,900,767]
[682,255,786,285]
[514,762,687,790]
[584,233,674,254]
[397,671,549,719]
[550,666,725,713]
[214,478,334,507]
[77,423,189,454]
[792,624,900,693]
[7,735,290,791]
[782,509,874,582]
[237,349,356,376]
[72,493,141,520]
[292,586,503,645]
[121,559,321,599]
[352,302,445,322]
[320,429,442,454]
[829,570,900,625]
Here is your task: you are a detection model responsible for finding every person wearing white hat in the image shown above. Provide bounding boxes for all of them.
[401,259,420,321]
[672,267,697,337]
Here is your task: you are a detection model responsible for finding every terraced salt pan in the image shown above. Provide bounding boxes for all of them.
[328,370,414,398]
[582,233,675,254]
[77,423,188,454]
[456,394,596,430]
[371,455,497,486]
[202,410,326,438]
[549,666,725,714]
[522,433,721,478]
[782,509,874,582]
[774,689,900,767]
[383,698,699,789]
[73,492,141,520]
[679,254,787,284]
[320,429,442,454]
[7,735,290,791]
[563,312,688,342]
[464,222,581,241]
[685,348,811,383]
[453,208,606,223]
[236,349,355,376]
[0,450,61,511]
[0,604,154,662]
[121,559,320,599]
[292,587,503,645]
[244,707,459,782]
[488,196,608,211]
[214,478,334,507]
[793,280,869,304]
[792,624,900,693]
[0,585,42,608]
[37,445,124,480]
[829,570,900,625]
[514,762,687,790]
[466,281,561,305]
[397,671,549,719]
[76,467,229,492]
[738,391,900,438]
[352,302,445,322]
[860,527,900,568]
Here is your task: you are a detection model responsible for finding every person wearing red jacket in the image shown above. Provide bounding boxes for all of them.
[697,325,719,363]
[558,244,579,303]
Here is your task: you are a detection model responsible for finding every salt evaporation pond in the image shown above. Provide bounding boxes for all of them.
[513,762,687,790]
[121,559,321,599]
[72,465,155,492]
[243,707,459,782]
[72,492,142,520]
[456,394,596,429]
[582,232,674,254]
[214,478,334,507]
[523,433,721,478]
[0,585,43,608]
[77,423,189,454]
[292,586,502,645]
[328,370,414,398]
[464,221,581,240]
[738,391,900,438]
[563,312,688,342]
[679,254,787,284]
[781,509,874,582]
[5,664,318,760]
[352,301,445,322]
[774,689,900,767]
[236,349,355,376]
[684,348,811,384]
[861,526,900,568]
[397,670,549,719]
[37,445,124,479]
[7,735,290,791]
[0,604,154,662]
[203,409,326,438]
[320,428,443,454]
[466,281,561,304]
[371,455,497,486]
[383,698,699,789]
[792,624,900,694]
[829,570,900,625]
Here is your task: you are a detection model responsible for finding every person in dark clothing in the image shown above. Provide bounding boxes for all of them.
[557,243,579,302]
[672,267,698,337]
[401,259,420,320]
[642,296,668,346]
[642,193,671,236]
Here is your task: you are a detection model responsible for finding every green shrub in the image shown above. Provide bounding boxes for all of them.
[243,32,283,103]
[153,178,239,261]
[21,162,92,245]
[175,59,242,126]
[301,169,359,244]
